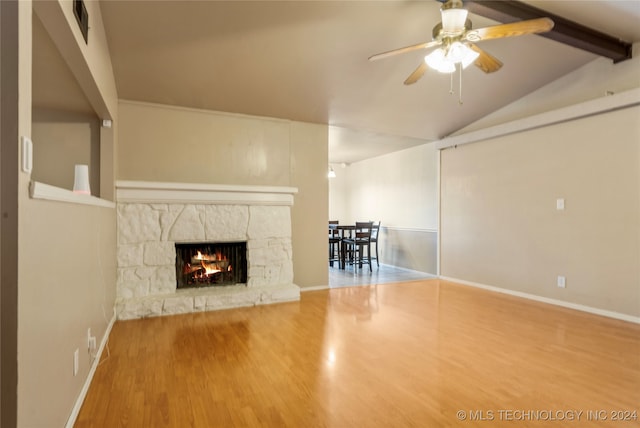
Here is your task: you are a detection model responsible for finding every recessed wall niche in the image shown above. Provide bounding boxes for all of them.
[31,12,101,196]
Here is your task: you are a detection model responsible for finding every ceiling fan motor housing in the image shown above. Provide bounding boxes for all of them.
[440,0,464,11]
[432,20,473,41]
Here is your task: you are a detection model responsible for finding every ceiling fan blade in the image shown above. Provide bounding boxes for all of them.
[404,62,428,85]
[465,17,554,42]
[369,40,441,61]
[468,44,503,73]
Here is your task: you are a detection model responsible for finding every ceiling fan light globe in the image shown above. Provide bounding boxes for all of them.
[445,42,467,62]
[425,49,456,73]
[449,43,481,68]
[461,48,480,68]
[441,8,468,33]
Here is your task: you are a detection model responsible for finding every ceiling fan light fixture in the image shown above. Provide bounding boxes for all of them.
[425,42,478,74]
[448,42,480,68]
[441,7,468,33]
[425,49,456,73]
[368,1,557,87]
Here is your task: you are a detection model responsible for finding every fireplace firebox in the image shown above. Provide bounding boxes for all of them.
[175,242,247,289]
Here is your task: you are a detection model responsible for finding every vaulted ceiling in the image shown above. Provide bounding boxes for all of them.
[33,1,640,164]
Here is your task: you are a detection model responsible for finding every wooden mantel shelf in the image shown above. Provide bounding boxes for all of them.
[115,180,299,206]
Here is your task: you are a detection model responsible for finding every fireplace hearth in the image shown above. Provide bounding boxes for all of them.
[176,242,247,288]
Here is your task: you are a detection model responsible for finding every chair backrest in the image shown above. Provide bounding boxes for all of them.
[329,221,339,238]
[370,221,381,240]
[354,221,373,241]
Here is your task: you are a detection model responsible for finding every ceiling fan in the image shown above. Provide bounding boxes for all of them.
[368,0,555,85]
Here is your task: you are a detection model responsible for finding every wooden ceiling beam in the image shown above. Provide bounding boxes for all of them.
[463,0,632,63]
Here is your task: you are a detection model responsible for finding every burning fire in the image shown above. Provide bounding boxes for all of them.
[185,250,231,279]
[202,262,222,276]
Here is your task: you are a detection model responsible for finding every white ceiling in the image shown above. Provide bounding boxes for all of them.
[34,1,640,165]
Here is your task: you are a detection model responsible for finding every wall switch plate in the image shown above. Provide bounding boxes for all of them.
[21,136,33,173]
[557,276,566,288]
[87,327,97,350]
[556,198,565,210]
[73,349,79,376]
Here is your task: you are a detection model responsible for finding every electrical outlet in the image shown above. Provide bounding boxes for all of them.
[89,336,97,351]
[73,349,79,376]
[557,276,566,288]
[87,328,92,349]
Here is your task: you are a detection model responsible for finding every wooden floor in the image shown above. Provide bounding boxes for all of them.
[76,279,640,427]
[328,263,435,288]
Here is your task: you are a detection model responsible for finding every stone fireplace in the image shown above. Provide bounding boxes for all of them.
[115,181,300,320]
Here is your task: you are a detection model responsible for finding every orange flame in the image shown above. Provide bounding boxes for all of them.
[201,261,222,276]
[188,249,232,279]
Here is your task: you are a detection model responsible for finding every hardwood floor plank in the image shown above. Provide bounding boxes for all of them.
[75,279,640,427]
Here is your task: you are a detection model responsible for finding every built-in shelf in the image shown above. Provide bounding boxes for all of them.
[29,181,115,208]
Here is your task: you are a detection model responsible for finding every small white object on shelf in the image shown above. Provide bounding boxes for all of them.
[73,164,91,195]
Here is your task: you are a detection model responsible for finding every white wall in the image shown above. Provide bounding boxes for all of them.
[329,142,438,273]
[440,105,640,317]
[117,101,292,186]
[440,44,640,319]
[330,143,438,228]
[17,1,118,426]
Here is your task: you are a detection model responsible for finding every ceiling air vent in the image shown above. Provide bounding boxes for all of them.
[73,0,88,43]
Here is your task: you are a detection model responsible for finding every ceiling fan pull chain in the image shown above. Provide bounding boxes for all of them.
[449,71,454,95]
[459,65,463,105]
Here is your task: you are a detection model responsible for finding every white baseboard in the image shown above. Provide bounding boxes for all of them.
[300,285,330,292]
[439,276,640,325]
[65,312,117,428]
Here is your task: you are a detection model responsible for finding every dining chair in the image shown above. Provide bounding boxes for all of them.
[370,221,381,267]
[342,221,373,272]
[328,221,341,267]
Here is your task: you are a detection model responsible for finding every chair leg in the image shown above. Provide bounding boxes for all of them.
[367,244,372,272]
[375,242,379,266]
[343,242,352,269]
[344,243,349,268]
[329,243,334,267]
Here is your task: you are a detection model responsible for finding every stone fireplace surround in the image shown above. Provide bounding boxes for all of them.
[115,181,300,320]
